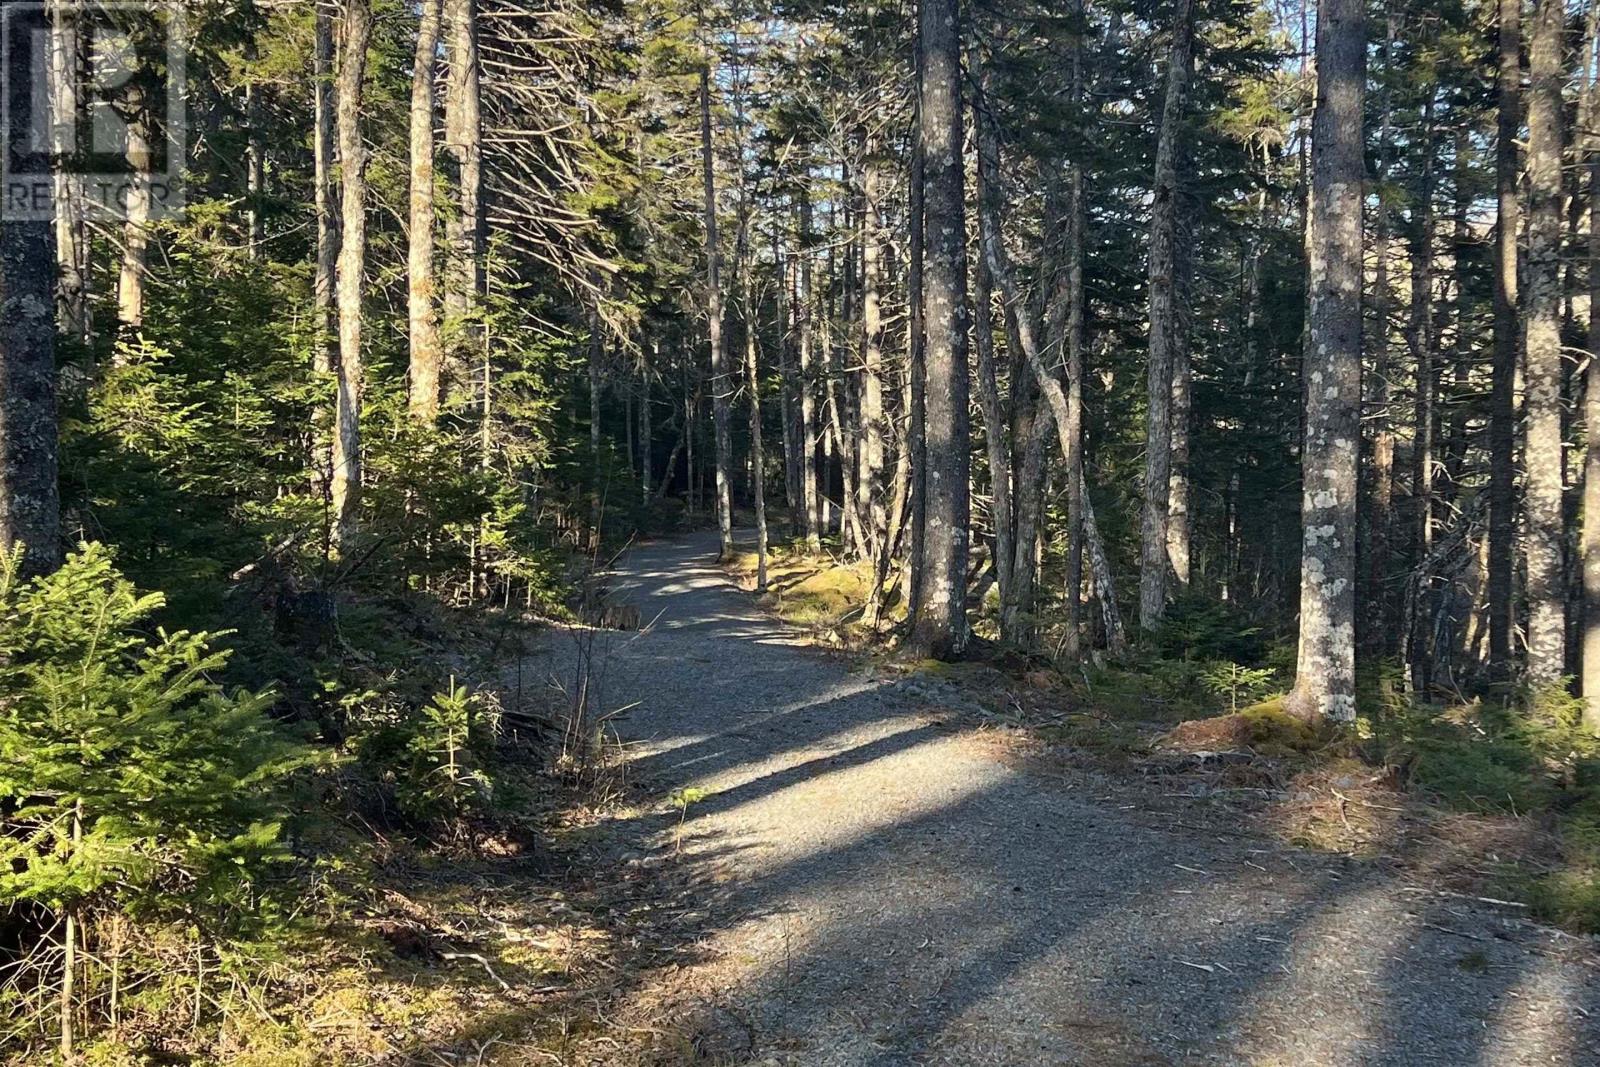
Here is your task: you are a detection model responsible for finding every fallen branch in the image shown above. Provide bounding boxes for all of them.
[439,950,513,991]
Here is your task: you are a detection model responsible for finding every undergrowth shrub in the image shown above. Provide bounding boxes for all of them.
[0,544,316,1055]
[1201,661,1279,713]
[1147,592,1270,664]
[398,684,496,823]
[1359,679,1600,931]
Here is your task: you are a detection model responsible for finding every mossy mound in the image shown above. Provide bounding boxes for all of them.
[1161,696,1316,756]
[774,562,874,624]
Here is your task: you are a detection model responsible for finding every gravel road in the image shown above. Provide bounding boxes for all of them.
[531,530,1600,1066]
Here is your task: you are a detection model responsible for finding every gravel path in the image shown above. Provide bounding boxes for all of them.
[532,530,1600,1066]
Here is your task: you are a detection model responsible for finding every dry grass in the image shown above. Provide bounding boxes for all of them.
[725,542,887,645]
[942,664,1578,924]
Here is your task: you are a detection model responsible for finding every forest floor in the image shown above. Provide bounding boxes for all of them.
[523,529,1600,1066]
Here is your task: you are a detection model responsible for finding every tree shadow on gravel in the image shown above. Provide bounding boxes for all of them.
[647,763,1599,1065]
[468,533,1600,1066]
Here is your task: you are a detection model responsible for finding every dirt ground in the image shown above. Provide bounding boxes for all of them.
[527,530,1600,1066]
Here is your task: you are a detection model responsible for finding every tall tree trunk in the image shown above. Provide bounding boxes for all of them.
[588,299,603,462]
[314,3,338,377]
[744,259,769,589]
[1525,0,1568,684]
[1166,164,1195,591]
[408,0,444,421]
[1408,90,1438,693]
[1365,6,1397,654]
[775,228,801,530]
[1,0,60,577]
[245,33,265,257]
[699,64,734,558]
[973,99,1016,639]
[641,341,655,504]
[908,0,970,658]
[836,195,865,558]
[331,0,372,553]
[1166,272,1193,588]
[1586,140,1600,727]
[49,0,88,343]
[1585,9,1600,729]
[798,194,821,550]
[1062,166,1088,656]
[1490,0,1521,667]
[1060,0,1089,656]
[445,0,483,319]
[906,31,928,618]
[822,291,865,551]
[870,351,915,625]
[862,145,887,555]
[1138,0,1195,631]
[686,375,697,516]
[1286,0,1364,724]
[1082,468,1129,656]
[1441,128,1473,511]
[116,93,153,335]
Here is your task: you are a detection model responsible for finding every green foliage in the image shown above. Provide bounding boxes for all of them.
[668,787,709,855]
[397,685,494,823]
[1147,592,1269,664]
[1233,698,1320,755]
[0,543,315,918]
[1201,661,1279,712]
[347,680,505,831]
[1357,682,1600,931]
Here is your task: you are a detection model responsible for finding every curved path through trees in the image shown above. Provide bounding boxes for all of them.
[533,530,1599,1066]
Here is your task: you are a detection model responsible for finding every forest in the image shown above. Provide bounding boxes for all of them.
[3,0,1600,1061]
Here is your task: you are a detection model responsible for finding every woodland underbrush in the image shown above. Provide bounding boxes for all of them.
[0,340,677,1063]
[0,530,666,1064]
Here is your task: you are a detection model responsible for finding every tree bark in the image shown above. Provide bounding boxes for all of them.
[822,290,866,551]
[314,3,338,377]
[1138,0,1195,630]
[1489,0,1521,667]
[1286,0,1364,724]
[699,63,734,558]
[116,91,153,335]
[1166,296,1193,587]
[908,0,971,658]
[408,0,444,422]
[798,194,821,550]
[906,30,928,618]
[862,144,887,555]
[1365,6,1397,655]
[1082,467,1129,656]
[331,0,372,553]
[641,340,655,504]
[744,254,769,589]
[245,33,264,257]
[1,0,60,577]
[444,0,483,319]
[1062,165,1088,656]
[1408,89,1438,693]
[1585,7,1600,729]
[1525,0,1567,684]
[588,299,603,462]
[973,99,1015,639]
[775,228,800,530]
[836,193,865,558]
[1061,0,1090,656]
[49,0,88,343]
